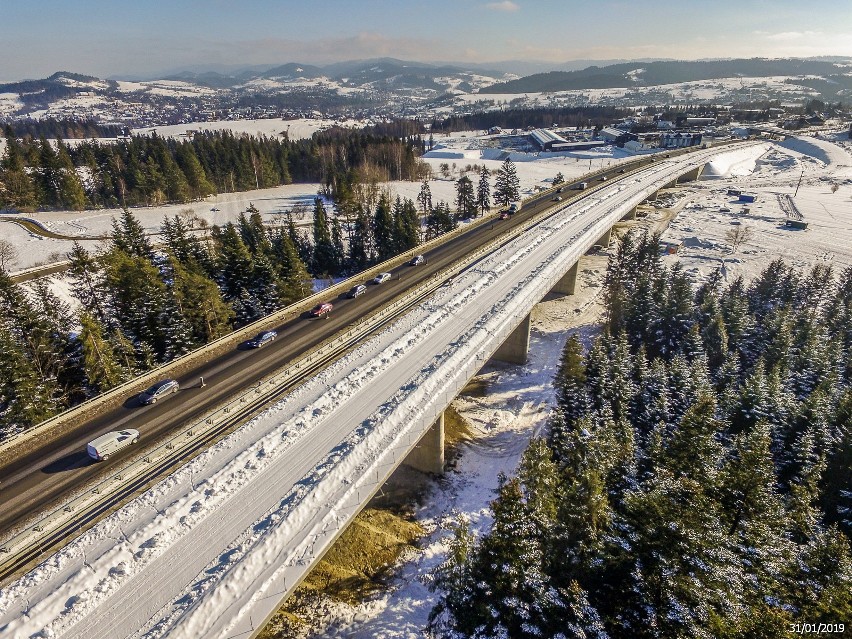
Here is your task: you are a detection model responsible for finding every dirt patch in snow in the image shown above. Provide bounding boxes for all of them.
[258,507,424,639]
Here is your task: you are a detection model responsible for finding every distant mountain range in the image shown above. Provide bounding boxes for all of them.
[480,58,852,94]
[146,58,506,90]
[2,56,851,125]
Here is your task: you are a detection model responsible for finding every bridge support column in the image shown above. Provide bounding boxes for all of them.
[622,205,637,221]
[405,413,445,475]
[677,164,704,183]
[551,261,578,295]
[596,227,612,247]
[493,312,531,365]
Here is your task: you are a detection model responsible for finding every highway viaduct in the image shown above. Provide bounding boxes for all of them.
[0,143,752,639]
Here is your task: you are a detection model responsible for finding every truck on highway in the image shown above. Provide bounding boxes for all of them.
[87,429,139,461]
[574,182,588,190]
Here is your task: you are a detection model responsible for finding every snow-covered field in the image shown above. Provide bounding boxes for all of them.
[661,133,852,282]
[132,117,366,141]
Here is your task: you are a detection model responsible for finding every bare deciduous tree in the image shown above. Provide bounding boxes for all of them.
[725,225,754,254]
[0,239,19,271]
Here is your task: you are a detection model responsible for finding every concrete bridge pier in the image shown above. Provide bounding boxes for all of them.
[551,261,579,296]
[405,413,445,475]
[493,312,531,365]
[677,164,704,183]
[596,227,613,247]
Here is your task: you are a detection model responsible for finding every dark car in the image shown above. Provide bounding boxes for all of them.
[310,302,333,317]
[408,255,425,266]
[552,196,562,202]
[555,186,564,193]
[347,284,367,298]
[139,379,179,404]
[618,168,626,174]
[247,330,277,348]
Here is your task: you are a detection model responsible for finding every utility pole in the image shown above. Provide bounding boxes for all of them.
[794,169,804,197]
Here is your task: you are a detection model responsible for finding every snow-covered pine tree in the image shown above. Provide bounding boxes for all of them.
[493,158,520,207]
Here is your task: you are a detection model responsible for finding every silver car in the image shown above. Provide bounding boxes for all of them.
[139,379,179,404]
[372,272,392,285]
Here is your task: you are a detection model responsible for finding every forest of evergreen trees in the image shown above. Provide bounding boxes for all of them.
[0,126,428,212]
[2,119,124,140]
[433,106,633,134]
[431,232,852,638]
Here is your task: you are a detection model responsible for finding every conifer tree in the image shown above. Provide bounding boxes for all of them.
[78,312,128,392]
[347,204,373,270]
[0,135,37,210]
[416,180,432,215]
[55,140,86,210]
[372,193,395,262]
[454,175,476,219]
[311,197,337,275]
[111,209,153,259]
[493,158,520,207]
[170,259,234,342]
[393,196,420,252]
[276,232,313,304]
[476,167,491,216]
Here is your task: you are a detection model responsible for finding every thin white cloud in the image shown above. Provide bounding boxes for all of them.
[484,1,519,12]
[764,30,820,41]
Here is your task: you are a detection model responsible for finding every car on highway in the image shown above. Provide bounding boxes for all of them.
[371,272,392,285]
[347,284,367,298]
[138,379,179,404]
[87,429,139,461]
[247,330,277,348]
[408,255,425,266]
[618,169,626,174]
[599,176,608,181]
[552,196,562,202]
[555,187,564,193]
[310,302,333,317]
[499,211,510,219]
[210,207,220,212]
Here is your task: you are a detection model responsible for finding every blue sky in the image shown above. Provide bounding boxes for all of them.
[1,0,851,81]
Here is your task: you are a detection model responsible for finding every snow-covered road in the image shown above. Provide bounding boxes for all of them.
[0,144,750,639]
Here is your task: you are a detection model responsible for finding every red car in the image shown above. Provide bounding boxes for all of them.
[499,212,510,219]
[310,302,333,317]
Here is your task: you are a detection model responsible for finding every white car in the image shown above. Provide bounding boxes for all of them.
[372,272,392,285]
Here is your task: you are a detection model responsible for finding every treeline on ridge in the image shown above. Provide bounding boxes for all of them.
[433,106,633,133]
[0,126,428,211]
[2,119,125,140]
[431,232,852,638]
